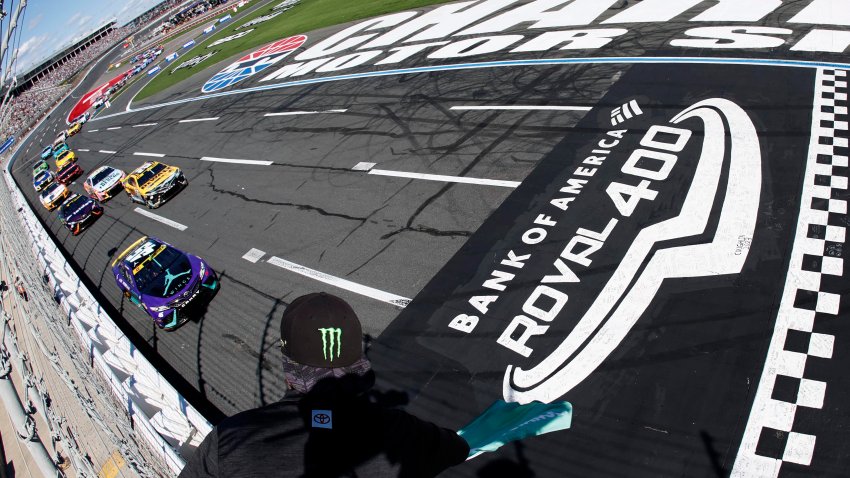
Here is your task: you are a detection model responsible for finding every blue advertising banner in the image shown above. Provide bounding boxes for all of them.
[0,136,16,154]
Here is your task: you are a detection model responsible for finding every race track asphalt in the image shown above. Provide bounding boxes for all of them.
[9,1,850,476]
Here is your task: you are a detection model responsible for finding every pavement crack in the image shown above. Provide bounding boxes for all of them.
[206,168,367,222]
[347,239,395,276]
[381,225,472,240]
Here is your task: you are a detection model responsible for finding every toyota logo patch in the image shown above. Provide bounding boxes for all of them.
[311,409,332,429]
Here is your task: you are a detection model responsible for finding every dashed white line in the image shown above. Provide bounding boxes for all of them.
[266,256,410,307]
[133,208,188,231]
[132,123,158,127]
[78,149,90,152]
[107,127,122,130]
[178,117,219,123]
[264,109,348,117]
[99,150,117,154]
[242,248,266,263]
[353,162,519,188]
[200,156,272,166]
[89,129,100,132]
[450,105,592,111]
[134,152,166,157]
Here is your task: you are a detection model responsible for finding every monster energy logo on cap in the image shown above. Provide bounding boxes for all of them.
[319,328,342,362]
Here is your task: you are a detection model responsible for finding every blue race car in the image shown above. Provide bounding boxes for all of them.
[111,237,218,330]
[33,170,56,192]
[40,146,53,159]
[58,194,103,235]
[52,142,69,158]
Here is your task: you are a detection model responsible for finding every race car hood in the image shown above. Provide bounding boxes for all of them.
[58,164,80,181]
[141,254,203,303]
[62,198,96,223]
[33,172,52,187]
[140,167,179,192]
[93,169,123,191]
[40,148,52,158]
[41,185,66,203]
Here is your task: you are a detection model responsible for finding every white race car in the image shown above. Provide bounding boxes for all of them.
[39,182,69,210]
[84,166,125,202]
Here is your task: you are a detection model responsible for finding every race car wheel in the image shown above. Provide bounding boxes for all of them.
[145,196,158,209]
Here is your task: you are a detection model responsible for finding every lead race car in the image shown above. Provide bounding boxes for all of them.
[122,161,187,208]
[112,237,218,330]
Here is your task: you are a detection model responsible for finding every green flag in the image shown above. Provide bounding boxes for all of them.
[457,400,573,459]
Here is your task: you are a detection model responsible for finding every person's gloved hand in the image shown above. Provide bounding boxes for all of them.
[457,400,572,459]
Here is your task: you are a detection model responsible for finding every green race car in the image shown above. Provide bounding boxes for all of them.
[33,160,49,176]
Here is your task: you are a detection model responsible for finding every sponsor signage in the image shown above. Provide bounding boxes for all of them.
[0,136,15,154]
[251,0,850,85]
[147,66,161,76]
[271,0,300,12]
[402,95,759,405]
[66,72,126,122]
[218,14,232,23]
[165,52,179,62]
[182,39,196,49]
[206,29,254,48]
[366,62,819,476]
[202,35,306,93]
[171,51,219,74]
[203,24,216,34]
[236,11,282,30]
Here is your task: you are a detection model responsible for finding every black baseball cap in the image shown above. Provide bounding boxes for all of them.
[280,292,363,368]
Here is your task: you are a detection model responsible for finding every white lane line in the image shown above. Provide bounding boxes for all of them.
[132,123,158,127]
[134,152,166,157]
[178,117,219,123]
[200,156,273,166]
[267,256,410,307]
[78,149,90,152]
[106,126,122,130]
[450,105,592,111]
[134,208,188,231]
[242,248,266,263]
[99,150,117,154]
[263,109,348,117]
[353,162,519,188]
[89,129,100,132]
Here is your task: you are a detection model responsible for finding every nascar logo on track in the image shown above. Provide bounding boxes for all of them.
[202,35,307,93]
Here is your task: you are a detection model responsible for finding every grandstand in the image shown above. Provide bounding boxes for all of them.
[13,22,116,95]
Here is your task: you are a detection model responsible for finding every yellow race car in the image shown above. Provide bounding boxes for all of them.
[67,122,82,137]
[122,161,187,208]
[55,149,77,169]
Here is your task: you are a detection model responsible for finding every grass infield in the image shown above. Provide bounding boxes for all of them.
[136,0,453,100]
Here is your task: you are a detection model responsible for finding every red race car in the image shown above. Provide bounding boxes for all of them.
[56,162,84,185]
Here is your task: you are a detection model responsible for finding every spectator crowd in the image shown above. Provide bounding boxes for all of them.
[0,1,237,143]
[1,25,134,141]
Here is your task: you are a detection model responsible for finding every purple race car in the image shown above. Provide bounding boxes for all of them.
[111,236,218,330]
[58,194,103,235]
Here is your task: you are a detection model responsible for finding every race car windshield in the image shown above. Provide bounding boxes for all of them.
[91,168,115,184]
[58,151,72,160]
[133,247,193,297]
[59,196,87,219]
[137,164,167,186]
[43,183,60,195]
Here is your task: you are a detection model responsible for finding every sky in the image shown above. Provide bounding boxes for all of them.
[4,0,168,77]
